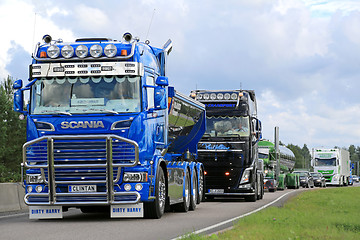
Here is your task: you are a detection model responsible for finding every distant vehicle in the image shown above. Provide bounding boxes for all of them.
[311,148,351,186]
[258,140,297,191]
[264,173,277,192]
[294,171,314,188]
[310,172,326,187]
[349,175,353,185]
[352,175,359,182]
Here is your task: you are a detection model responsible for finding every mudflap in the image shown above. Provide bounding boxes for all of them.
[111,203,144,218]
[29,206,63,219]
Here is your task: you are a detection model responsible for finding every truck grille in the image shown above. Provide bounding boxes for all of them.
[23,135,140,205]
[25,136,137,184]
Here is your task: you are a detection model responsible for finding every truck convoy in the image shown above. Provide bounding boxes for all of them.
[190,90,263,201]
[311,148,351,186]
[258,139,298,191]
[13,33,206,219]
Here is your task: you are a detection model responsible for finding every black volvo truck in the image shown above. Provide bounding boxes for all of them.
[190,90,263,202]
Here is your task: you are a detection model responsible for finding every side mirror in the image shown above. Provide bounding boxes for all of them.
[156,76,168,86]
[154,86,167,109]
[14,89,25,113]
[13,79,23,89]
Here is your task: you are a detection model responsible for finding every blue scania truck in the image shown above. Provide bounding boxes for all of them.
[13,33,206,219]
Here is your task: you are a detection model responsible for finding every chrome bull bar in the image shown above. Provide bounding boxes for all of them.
[22,134,140,206]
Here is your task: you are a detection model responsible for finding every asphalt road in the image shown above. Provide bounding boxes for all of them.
[0,186,335,240]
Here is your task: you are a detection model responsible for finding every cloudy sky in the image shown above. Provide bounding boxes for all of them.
[1,0,360,149]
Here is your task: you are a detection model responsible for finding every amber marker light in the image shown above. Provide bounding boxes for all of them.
[40,51,47,58]
[204,171,207,175]
[225,172,230,176]
[121,49,128,56]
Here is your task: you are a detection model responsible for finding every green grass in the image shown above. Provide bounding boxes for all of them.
[182,187,360,240]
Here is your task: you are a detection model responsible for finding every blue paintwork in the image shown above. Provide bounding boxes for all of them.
[14,36,206,214]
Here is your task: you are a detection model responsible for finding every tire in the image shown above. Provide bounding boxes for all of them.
[257,177,262,200]
[189,169,197,211]
[144,167,166,219]
[197,168,205,204]
[174,169,191,212]
[245,182,257,202]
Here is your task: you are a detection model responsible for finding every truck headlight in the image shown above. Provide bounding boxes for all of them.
[104,44,117,57]
[47,45,60,58]
[26,174,44,184]
[90,44,103,58]
[333,175,338,181]
[61,45,74,58]
[123,172,148,182]
[75,45,88,58]
[240,168,252,184]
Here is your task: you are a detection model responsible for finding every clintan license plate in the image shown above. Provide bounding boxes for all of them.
[69,185,96,193]
[209,189,224,194]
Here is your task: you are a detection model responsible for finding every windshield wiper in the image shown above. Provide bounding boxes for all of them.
[98,109,119,115]
[53,111,72,116]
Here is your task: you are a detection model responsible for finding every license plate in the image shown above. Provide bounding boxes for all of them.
[69,185,96,193]
[209,189,224,194]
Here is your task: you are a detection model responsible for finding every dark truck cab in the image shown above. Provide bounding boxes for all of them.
[190,90,263,201]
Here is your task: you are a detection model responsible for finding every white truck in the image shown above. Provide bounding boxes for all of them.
[311,148,350,186]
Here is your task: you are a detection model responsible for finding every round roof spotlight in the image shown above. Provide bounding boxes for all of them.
[47,45,60,58]
[224,93,231,100]
[197,94,203,100]
[217,93,224,100]
[210,93,216,100]
[123,32,132,42]
[231,93,238,100]
[75,45,88,58]
[104,44,117,57]
[90,44,103,58]
[42,34,52,44]
[61,45,74,59]
[203,93,209,100]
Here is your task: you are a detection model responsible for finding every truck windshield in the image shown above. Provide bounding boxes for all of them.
[31,76,141,114]
[315,158,336,166]
[205,116,250,137]
[258,153,268,159]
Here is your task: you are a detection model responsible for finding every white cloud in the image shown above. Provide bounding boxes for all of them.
[0,0,75,81]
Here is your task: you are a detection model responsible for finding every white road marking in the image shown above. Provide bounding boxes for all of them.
[171,190,296,240]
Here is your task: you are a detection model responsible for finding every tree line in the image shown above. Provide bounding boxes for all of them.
[286,143,360,175]
[0,76,26,182]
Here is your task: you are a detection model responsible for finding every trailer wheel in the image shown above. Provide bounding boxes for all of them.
[144,167,166,219]
[189,169,197,211]
[174,169,191,212]
[197,168,205,204]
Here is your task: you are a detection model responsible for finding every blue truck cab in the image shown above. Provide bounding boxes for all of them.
[13,33,206,219]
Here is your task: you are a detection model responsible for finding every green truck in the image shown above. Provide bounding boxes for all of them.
[258,140,299,191]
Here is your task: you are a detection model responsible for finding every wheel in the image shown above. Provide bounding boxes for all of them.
[197,168,205,204]
[189,169,197,211]
[245,182,257,202]
[257,177,262,200]
[144,167,166,219]
[174,169,191,212]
